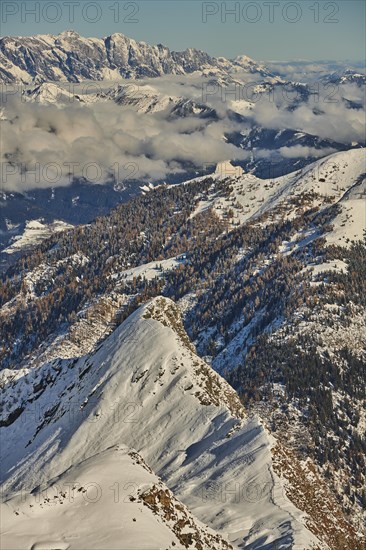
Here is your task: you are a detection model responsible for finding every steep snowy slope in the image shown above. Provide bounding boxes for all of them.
[2,445,232,550]
[0,297,322,549]
[191,148,366,245]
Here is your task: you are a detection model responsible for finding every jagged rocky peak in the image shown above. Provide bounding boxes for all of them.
[0,31,273,83]
[55,29,81,39]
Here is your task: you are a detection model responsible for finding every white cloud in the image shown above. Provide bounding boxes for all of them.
[250,90,365,144]
[1,73,364,191]
[0,94,246,191]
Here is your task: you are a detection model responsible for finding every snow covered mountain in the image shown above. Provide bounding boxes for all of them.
[1,71,359,269]
[1,148,365,548]
[0,297,329,549]
[321,69,366,87]
[1,33,363,269]
[192,149,366,245]
[0,31,276,84]
[1,27,365,549]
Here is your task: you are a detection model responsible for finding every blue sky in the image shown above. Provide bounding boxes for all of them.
[1,0,365,61]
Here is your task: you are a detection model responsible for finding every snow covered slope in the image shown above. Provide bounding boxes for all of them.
[0,297,322,549]
[2,445,232,550]
[1,148,364,548]
[22,82,82,104]
[192,148,366,246]
[0,31,274,84]
[3,219,73,254]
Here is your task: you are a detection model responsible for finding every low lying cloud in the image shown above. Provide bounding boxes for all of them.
[1,94,248,191]
[250,90,365,145]
[1,72,364,191]
[264,60,366,82]
[278,145,337,158]
[254,146,338,159]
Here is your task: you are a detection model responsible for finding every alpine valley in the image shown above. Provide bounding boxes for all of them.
[0,31,365,550]
[1,31,365,270]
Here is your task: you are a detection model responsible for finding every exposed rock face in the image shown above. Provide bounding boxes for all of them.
[0,31,273,84]
[215,161,244,179]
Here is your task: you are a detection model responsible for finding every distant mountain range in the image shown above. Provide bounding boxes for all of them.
[2,30,364,90]
[0,30,277,84]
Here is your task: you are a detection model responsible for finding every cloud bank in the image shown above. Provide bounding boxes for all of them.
[1,74,364,191]
[1,96,248,191]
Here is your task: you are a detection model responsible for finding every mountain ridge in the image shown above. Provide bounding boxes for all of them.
[1,296,325,549]
[0,30,276,84]
[1,148,365,548]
